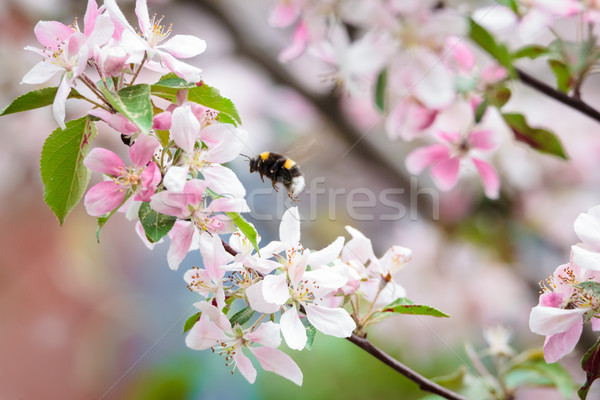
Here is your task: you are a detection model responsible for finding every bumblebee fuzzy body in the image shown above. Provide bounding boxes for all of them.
[248,152,305,200]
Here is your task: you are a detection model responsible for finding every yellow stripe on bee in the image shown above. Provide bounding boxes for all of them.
[283,158,296,169]
[260,152,270,160]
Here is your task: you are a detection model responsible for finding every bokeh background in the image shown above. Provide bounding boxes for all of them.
[2,0,600,399]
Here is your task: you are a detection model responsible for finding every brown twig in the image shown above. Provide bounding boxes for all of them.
[221,239,238,257]
[515,67,600,124]
[347,334,466,400]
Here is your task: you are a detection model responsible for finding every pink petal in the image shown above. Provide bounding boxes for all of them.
[278,20,309,63]
[592,317,600,331]
[171,105,200,154]
[233,350,257,384]
[245,321,281,348]
[280,207,301,246]
[543,319,583,363]
[468,129,497,151]
[89,108,138,135]
[431,157,460,191]
[280,307,307,350]
[135,0,151,36]
[202,124,248,163]
[195,301,231,331]
[206,196,250,214]
[129,134,159,168]
[262,274,290,305]
[472,158,500,199]
[446,36,475,72]
[246,281,281,314]
[34,21,74,50]
[153,111,172,130]
[529,306,586,336]
[305,305,355,338]
[159,35,207,58]
[84,181,126,216]
[83,0,99,36]
[160,52,203,83]
[198,234,231,280]
[405,144,450,175]
[288,250,309,286]
[150,190,191,218]
[185,313,228,350]
[385,101,436,141]
[167,221,195,270]
[84,147,125,175]
[251,347,303,386]
[135,161,160,201]
[539,292,566,308]
[268,3,300,28]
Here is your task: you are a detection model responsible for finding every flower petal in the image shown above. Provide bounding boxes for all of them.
[251,347,303,386]
[305,305,356,338]
[529,306,586,336]
[572,243,600,271]
[185,312,228,350]
[21,61,63,85]
[472,158,500,199]
[246,281,281,314]
[159,35,207,58]
[308,236,344,266]
[245,321,281,348]
[574,208,600,250]
[468,129,497,151]
[543,319,583,363]
[34,21,74,50]
[405,144,449,175]
[130,134,159,168]
[431,157,460,191]
[262,273,290,305]
[84,147,125,175]
[280,207,301,245]
[167,221,195,270]
[234,350,257,384]
[171,105,200,154]
[280,306,307,350]
[160,51,203,83]
[84,181,126,216]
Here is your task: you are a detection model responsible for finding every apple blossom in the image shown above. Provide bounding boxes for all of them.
[572,205,600,271]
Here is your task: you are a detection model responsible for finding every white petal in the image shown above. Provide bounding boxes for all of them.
[280,307,306,350]
[251,347,303,386]
[21,61,63,84]
[303,268,347,290]
[163,165,190,192]
[574,210,600,250]
[262,274,290,305]
[572,244,600,271]
[529,305,586,335]
[306,305,356,338]
[246,281,281,313]
[308,236,345,266]
[159,35,207,58]
[245,321,281,348]
[280,207,301,245]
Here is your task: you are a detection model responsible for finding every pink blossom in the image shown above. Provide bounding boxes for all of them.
[529,262,600,363]
[186,301,302,385]
[104,0,206,82]
[150,179,249,270]
[84,134,160,216]
[406,127,500,198]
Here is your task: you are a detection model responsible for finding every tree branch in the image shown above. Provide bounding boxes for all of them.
[347,334,466,400]
[515,67,600,123]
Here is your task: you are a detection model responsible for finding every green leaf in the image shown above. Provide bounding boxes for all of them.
[1,87,81,117]
[101,84,153,133]
[548,59,572,93]
[502,113,568,159]
[468,18,514,75]
[474,100,488,123]
[226,212,260,254]
[187,84,242,126]
[138,202,177,243]
[513,45,548,60]
[487,85,511,108]
[183,312,201,334]
[497,0,519,13]
[505,348,575,399]
[576,281,600,297]
[40,117,97,225]
[154,74,198,90]
[229,306,254,326]
[382,297,450,318]
[579,337,600,399]
[301,318,317,351]
[432,366,466,391]
[374,69,387,112]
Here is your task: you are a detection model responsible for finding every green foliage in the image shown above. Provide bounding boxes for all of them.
[0,87,81,117]
[382,297,449,318]
[40,117,97,225]
[502,113,568,159]
[138,201,177,243]
[513,45,548,60]
[301,318,317,351]
[183,312,201,334]
[577,281,600,297]
[374,69,387,112]
[579,337,600,399]
[229,306,255,326]
[101,84,153,133]
[474,100,488,123]
[151,75,242,126]
[497,0,519,13]
[548,60,571,93]
[226,212,260,254]
[468,18,514,75]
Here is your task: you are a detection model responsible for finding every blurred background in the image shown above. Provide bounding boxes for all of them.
[2,0,600,398]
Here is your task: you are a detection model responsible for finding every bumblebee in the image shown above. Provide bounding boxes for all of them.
[246,152,305,200]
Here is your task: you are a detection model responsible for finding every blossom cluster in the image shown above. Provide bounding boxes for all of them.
[20,0,415,385]
[269,0,600,199]
[530,205,600,363]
